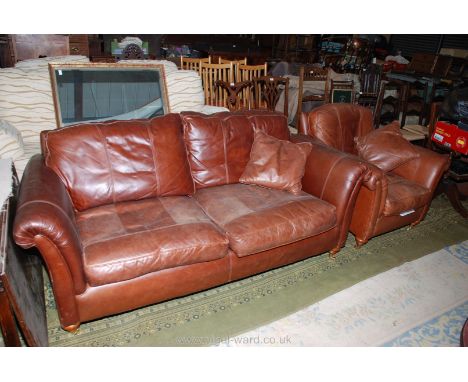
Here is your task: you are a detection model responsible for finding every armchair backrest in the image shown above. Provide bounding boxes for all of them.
[299,103,373,155]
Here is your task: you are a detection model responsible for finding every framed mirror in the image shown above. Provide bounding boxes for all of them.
[49,63,170,128]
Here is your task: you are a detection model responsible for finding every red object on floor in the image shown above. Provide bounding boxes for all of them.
[431,121,468,156]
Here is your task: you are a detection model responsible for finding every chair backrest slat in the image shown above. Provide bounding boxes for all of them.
[180,57,211,74]
[237,63,268,108]
[200,62,234,107]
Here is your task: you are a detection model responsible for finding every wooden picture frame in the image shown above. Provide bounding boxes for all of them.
[331,88,354,104]
[49,63,170,128]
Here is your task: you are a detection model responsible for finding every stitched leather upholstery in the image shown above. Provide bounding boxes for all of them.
[299,104,450,245]
[13,110,367,330]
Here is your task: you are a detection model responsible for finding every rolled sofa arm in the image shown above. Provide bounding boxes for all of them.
[291,134,368,247]
[13,155,86,298]
[390,146,450,192]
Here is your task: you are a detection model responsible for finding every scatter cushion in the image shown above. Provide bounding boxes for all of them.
[239,130,312,195]
[181,111,289,189]
[0,120,24,160]
[355,121,419,173]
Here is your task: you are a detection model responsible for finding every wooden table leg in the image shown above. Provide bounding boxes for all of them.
[0,286,21,347]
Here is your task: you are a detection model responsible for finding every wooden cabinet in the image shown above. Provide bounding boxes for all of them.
[0,163,48,347]
[11,34,70,62]
[69,34,90,56]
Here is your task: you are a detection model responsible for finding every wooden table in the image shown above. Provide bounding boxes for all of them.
[0,165,48,347]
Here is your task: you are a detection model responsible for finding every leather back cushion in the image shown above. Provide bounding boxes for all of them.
[181,111,290,189]
[240,130,312,195]
[42,114,194,211]
[302,103,373,155]
[355,121,420,173]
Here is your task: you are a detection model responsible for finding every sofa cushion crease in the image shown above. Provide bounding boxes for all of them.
[194,183,337,257]
[77,196,229,286]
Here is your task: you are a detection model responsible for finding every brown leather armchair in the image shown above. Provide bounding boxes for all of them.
[298,103,450,246]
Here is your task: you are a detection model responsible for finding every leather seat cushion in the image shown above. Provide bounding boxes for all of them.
[194,183,337,257]
[76,196,229,286]
[383,173,431,216]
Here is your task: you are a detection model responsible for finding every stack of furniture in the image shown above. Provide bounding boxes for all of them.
[427,102,468,218]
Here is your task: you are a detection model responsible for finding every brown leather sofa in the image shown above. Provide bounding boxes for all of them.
[298,103,450,246]
[13,111,367,332]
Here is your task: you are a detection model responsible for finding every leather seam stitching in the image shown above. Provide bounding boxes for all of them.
[34,234,82,295]
[82,221,218,247]
[320,155,343,199]
[145,122,160,195]
[95,126,116,204]
[227,207,337,241]
[17,199,72,223]
[221,121,229,183]
[86,241,228,269]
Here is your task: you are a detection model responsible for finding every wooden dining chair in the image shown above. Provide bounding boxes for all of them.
[200,62,234,107]
[296,65,330,124]
[219,57,247,65]
[357,63,382,112]
[180,57,211,74]
[401,80,430,127]
[373,79,407,128]
[237,63,268,108]
[219,57,247,81]
[253,76,289,118]
[215,80,252,111]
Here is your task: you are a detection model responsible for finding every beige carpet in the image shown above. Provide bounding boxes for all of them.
[219,240,468,346]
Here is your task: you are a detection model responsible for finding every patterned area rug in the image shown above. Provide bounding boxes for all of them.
[43,195,468,346]
[219,241,468,346]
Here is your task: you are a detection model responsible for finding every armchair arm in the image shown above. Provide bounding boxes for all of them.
[291,134,368,248]
[13,155,86,298]
[390,146,450,192]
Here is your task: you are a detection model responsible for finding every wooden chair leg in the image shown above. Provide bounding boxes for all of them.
[445,180,468,218]
[0,288,21,347]
[355,237,368,248]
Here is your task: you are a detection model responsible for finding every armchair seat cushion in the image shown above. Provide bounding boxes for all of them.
[383,174,431,216]
[77,196,229,286]
[194,183,337,257]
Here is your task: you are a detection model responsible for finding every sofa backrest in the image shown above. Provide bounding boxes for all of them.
[41,113,194,211]
[299,103,373,155]
[181,110,290,189]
